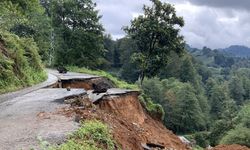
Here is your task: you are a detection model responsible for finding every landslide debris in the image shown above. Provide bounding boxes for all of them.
[58,90,190,150]
[212,144,250,150]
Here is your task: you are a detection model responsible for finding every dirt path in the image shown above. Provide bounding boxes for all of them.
[0,70,92,150]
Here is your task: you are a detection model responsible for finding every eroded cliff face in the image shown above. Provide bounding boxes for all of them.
[60,78,114,90]
[52,75,189,150]
[95,92,189,150]
[60,88,189,150]
[98,92,146,124]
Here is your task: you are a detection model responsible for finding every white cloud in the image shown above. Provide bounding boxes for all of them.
[95,0,250,48]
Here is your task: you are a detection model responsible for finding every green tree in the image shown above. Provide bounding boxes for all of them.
[117,37,139,82]
[0,0,51,60]
[209,120,234,146]
[220,126,250,147]
[158,51,182,79]
[124,0,185,85]
[218,103,250,147]
[180,56,196,83]
[103,34,114,66]
[142,78,208,133]
[205,78,217,99]
[51,0,104,68]
[242,77,250,100]
[120,60,140,83]
[210,85,237,120]
[174,84,206,133]
[229,76,245,105]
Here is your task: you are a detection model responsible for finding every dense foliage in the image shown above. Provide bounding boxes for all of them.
[50,0,105,68]
[0,0,51,61]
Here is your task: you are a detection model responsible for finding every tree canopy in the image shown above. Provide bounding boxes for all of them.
[51,0,104,68]
[125,0,185,84]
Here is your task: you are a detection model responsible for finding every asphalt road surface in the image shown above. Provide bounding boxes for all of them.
[0,71,86,150]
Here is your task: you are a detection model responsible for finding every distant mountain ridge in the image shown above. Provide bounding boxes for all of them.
[219,45,250,57]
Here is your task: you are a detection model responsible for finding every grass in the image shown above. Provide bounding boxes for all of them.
[67,66,139,90]
[47,120,118,150]
[0,70,47,94]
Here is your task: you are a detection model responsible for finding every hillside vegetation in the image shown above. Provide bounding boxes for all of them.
[47,120,117,150]
[0,31,46,94]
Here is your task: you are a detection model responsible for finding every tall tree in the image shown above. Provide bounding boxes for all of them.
[210,85,237,120]
[229,76,245,105]
[174,84,206,133]
[51,0,104,68]
[124,0,185,85]
[242,77,250,100]
[103,34,115,66]
[180,56,197,84]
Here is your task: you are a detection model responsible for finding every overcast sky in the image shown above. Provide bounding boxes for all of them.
[94,0,250,49]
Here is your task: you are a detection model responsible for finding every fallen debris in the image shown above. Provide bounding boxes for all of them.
[57,91,190,150]
[212,144,250,150]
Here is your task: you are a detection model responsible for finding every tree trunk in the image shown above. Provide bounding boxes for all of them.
[139,71,145,87]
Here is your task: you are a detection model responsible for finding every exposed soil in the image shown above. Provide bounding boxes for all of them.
[61,78,115,90]
[212,144,250,150]
[57,93,190,150]
[98,92,146,124]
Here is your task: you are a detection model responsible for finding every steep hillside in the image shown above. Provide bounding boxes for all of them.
[0,31,46,94]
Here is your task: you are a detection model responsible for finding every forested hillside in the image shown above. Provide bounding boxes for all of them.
[0,0,250,149]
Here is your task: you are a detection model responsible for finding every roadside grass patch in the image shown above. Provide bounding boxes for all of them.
[47,120,118,150]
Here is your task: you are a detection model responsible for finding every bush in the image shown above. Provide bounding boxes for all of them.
[220,126,250,147]
[53,140,101,150]
[209,120,234,146]
[139,94,165,121]
[194,132,209,148]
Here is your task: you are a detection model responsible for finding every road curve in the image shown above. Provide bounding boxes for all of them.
[0,70,87,150]
[0,72,58,104]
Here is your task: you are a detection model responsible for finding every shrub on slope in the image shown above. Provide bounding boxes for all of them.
[0,31,46,94]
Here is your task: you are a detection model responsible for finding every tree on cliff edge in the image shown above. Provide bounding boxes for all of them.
[124,0,185,85]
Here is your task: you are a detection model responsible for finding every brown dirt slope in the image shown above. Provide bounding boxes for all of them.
[58,92,189,150]
[212,144,250,150]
